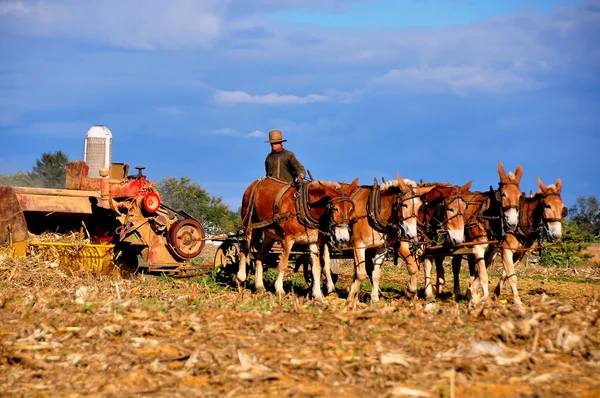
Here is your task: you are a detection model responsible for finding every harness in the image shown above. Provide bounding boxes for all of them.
[244,179,353,239]
[497,181,522,214]
[367,180,420,239]
[295,182,320,229]
[520,192,563,244]
[244,178,294,229]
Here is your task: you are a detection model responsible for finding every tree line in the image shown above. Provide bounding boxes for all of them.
[1,151,599,244]
[0,151,241,235]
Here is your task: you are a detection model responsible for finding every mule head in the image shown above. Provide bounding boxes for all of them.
[497,162,524,230]
[536,176,566,242]
[443,181,472,245]
[319,178,358,246]
[393,173,435,239]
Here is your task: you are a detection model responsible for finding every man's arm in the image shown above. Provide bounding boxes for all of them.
[288,152,306,180]
[264,155,269,176]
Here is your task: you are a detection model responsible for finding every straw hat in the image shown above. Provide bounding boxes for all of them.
[264,130,287,143]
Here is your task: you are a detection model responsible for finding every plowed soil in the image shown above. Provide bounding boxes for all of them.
[1,244,599,398]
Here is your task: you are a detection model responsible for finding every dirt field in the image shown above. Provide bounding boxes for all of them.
[1,244,599,398]
[585,243,600,264]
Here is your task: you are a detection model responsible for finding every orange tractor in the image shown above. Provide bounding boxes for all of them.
[0,160,206,274]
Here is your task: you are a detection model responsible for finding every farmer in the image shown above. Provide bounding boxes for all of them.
[264,130,306,184]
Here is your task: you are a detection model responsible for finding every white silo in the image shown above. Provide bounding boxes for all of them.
[84,125,112,178]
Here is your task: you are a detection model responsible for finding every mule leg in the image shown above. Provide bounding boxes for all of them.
[468,244,489,305]
[370,247,387,303]
[399,242,419,298]
[321,244,336,296]
[477,244,490,300]
[254,235,275,294]
[274,238,294,297]
[451,255,463,299]
[471,241,489,304]
[500,246,522,307]
[434,256,446,296]
[347,246,367,306]
[355,245,369,283]
[309,242,324,301]
[423,257,434,300]
[235,228,256,285]
[493,243,509,298]
[467,253,480,305]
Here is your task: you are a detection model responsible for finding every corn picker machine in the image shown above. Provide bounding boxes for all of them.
[0,160,206,275]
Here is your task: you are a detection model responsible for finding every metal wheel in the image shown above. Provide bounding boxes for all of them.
[168,219,205,260]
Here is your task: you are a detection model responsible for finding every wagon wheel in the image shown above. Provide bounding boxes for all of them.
[168,219,206,261]
[214,241,240,275]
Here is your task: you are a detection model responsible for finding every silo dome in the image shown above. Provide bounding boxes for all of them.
[84,125,112,178]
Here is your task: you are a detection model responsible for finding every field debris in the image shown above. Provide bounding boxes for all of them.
[1,243,599,396]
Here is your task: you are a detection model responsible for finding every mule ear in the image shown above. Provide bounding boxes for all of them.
[498,161,507,180]
[459,180,473,194]
[537,176,548,192]
[349,177,359,193]
[514,164,523,183]
[397,172,409,191]
[416,186,435,196]
[555,178,562,193]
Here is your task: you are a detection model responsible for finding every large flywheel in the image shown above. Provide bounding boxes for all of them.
[168,219,205,260]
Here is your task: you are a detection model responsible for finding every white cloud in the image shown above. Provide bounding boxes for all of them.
[0,0,224,50]
[213,89,360,106]
[372,65,546,96]
[248,130,266,138]
[214,90,328,105]
[0,2,35,15]
[210,128,266,138]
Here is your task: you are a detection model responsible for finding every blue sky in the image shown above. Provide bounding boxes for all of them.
[0,0,598,211]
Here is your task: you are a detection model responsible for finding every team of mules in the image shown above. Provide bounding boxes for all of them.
[237,162,566,307]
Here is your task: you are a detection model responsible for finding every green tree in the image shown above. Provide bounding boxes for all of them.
[0,171,32,187]
[539,219,593,266]
[157,177,240,235]
[28,151,70,188]
[569,196,600,238]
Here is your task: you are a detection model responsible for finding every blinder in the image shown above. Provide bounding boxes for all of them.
[326,195,354,227]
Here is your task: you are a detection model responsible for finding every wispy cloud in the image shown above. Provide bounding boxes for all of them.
[214,90,328,105]
[209,128,266,138]
[372,65,546,96]
[213,89,360,105]
[0,0,225,50]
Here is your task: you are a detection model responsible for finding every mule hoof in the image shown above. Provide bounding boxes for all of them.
[255,286,267,294]
[233,275,246,285]
[276,289,286,298]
